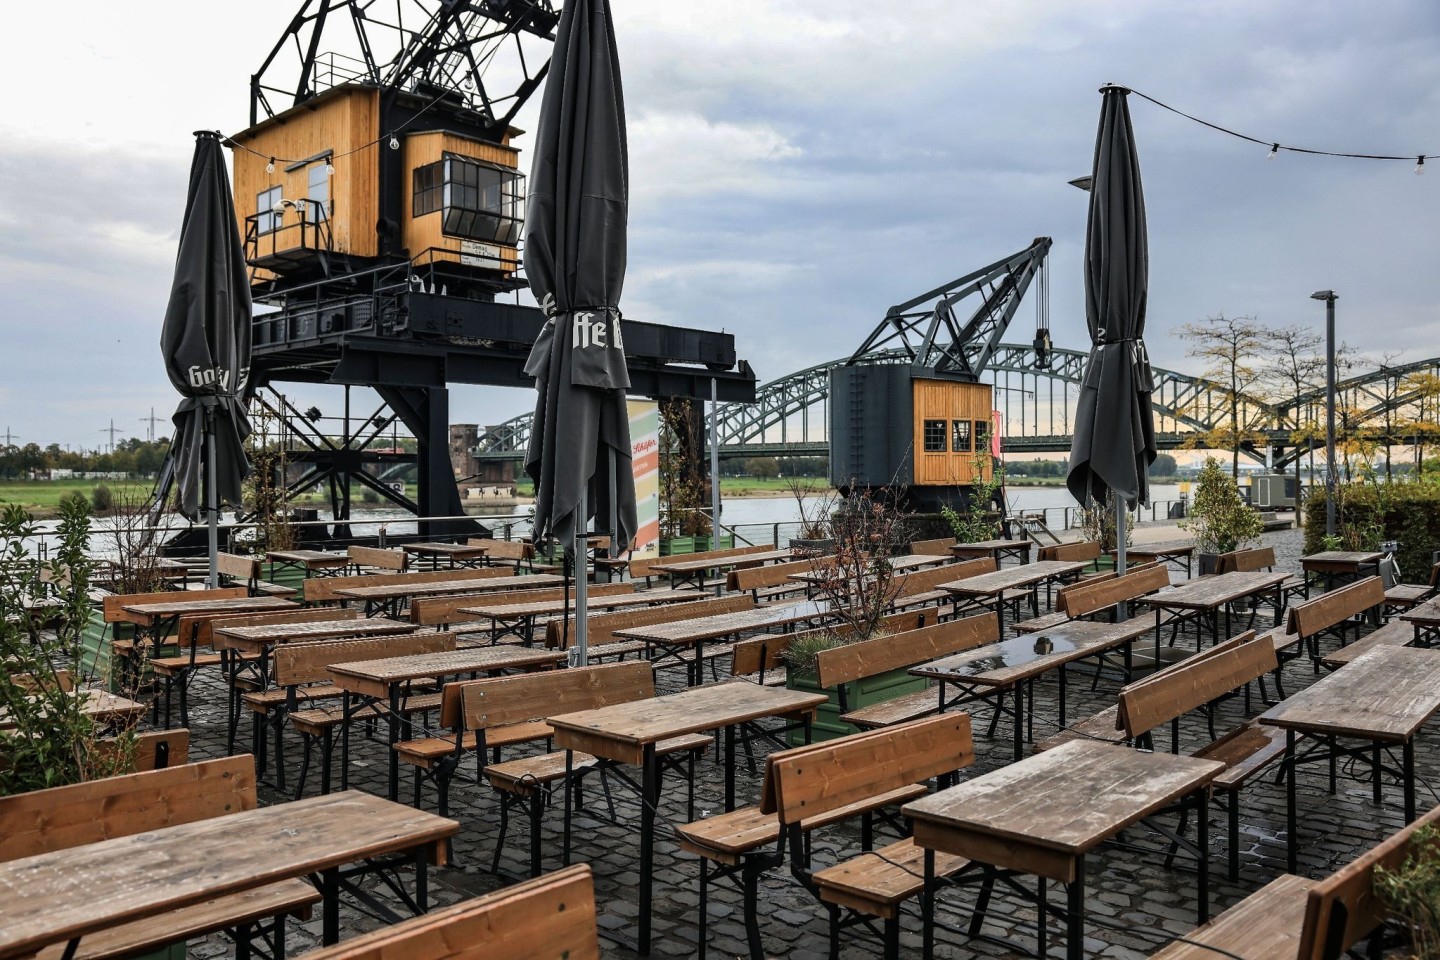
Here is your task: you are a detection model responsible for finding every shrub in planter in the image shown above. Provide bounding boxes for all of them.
[1181,457,1263,572]
[1305,480,1440,583]
[1374,823,1440,959]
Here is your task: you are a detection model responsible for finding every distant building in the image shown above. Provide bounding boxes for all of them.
[450,424,515,485]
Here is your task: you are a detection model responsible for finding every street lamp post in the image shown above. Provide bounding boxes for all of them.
[1311,290,1338,537]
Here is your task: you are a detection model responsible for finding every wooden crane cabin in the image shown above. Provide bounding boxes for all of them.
[829,364,995,510]
[227,84,523,287]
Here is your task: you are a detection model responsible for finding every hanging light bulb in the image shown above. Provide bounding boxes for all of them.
[1267,143,1279,160]
[325,160,335,176]
[266,157,275,174]
[389,136,399,150]
[1417,156,1426,176]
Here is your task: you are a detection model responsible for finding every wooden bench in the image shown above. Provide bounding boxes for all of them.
[0,756,318,960]
[770,714,977,960]
[1260,576,1386,679]
[294,863,598,960]
[1042,631,1287,880]
[1036,540,1104,603]
[461,662,712,877]
[1319,616,1414,670]
[1011,571,1118,633]
[277,631,456,798]
[151,606,361,728]
[410,581,633,636]
[727,556,834,602]
[908,537,957,556]
[676,715,972,960]
[302,566,511,605]
[729,609,936,687]
[347,545,407,573]
[1217,545,1309,614]
[1150,801,1440,958]
[215,551,298,598]
[827,615,1003,731]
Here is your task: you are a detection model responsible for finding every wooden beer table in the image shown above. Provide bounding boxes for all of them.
[950,538,1033,566]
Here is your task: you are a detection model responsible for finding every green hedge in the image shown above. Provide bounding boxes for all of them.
[1304,481,1440,582]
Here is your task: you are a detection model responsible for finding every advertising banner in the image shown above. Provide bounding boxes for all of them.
[628,399,660,559]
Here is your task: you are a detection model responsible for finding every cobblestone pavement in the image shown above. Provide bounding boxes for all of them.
[157,528,1435,959]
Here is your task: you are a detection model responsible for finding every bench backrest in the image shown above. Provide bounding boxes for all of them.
[467,538,533,563]
[669,543,772,565]
[1060,563,1168,619]
[1288,576,1385,639]
[896,557,995,598]
[293,863,599,960]
[103,587,248,624]
[1297,803,1440,960]
[545,594,755,649]
[761,714,975,824]
[1217,546,1277,574]
[275,632,455,687]
[196,606,360,646]
[461,661,653,730]
[1037,540,1102,564]
[816,613,1001,689]
[304,566,510,603]
[1117,630,1275,738]
[215,551,260,583]
[727,556,834,593]
[730,609,935,677]
[348,545,407,571]
[909,537,957,556]
[410,581,633,626]
[0,755,255,861]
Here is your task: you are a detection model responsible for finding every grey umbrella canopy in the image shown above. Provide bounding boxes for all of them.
[161,131,253,579]
[523,0,637,559]
[1067,85,1156,522]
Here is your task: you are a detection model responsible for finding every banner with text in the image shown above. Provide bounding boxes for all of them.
[628,399,660,560]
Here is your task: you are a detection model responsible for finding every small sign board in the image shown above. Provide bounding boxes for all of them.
[460,239,503,266]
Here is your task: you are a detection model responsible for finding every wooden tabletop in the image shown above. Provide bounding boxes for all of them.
[120,596,298,624]
[951,539,1033,554]
[328,646,566,699]
[0,690,146,732]
[212,617,418,653]
[402,541,490,558]
[458,589,707,620]
[1301,550,1382,568]
[1400,598,1440,626]
[548,682,829,766]
[334,573,563,602]
[1116,541,1194,557]
[904,740,1223,880]
[1138,570,1289,611]
[1259,645,1440,741]
[650,549,795,574]
[787,554,951,585]
[940,560,1088,597]
[0,790,458,960]
[911,618,1155,687]
[265,549,349,568]
[612,599,830,646]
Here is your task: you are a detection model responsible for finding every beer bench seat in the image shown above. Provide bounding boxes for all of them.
[1319,616,1413,670]
[1255,576,1386,685]
[0,757,317,960]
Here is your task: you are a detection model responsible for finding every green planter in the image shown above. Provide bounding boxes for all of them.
[262,561,309,593]
[659,535,734,557]
[785,668,930,745]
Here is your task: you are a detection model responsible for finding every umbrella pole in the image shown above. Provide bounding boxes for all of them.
[206,406,219,589]
[572,484,589,667]
[1113,489,1127,620]
[710,378,722,597]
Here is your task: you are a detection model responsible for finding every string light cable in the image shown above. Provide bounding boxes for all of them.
[1124,87,1433,174]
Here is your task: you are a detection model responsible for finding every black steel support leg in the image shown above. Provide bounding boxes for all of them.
[1066,855,1085,960]
[321,867,340,945]
[639,743,659,955]
[922,848,936,960]
[1286,730,1298,874]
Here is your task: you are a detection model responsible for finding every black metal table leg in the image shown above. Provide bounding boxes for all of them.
[638,742,659,955]
[1197,789,1210,923]
[1404,737,1417,822]
[1066,855,1085,960]
[1286,729,1298,873]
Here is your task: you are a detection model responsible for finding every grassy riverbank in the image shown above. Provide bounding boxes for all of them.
[0,479,152,516]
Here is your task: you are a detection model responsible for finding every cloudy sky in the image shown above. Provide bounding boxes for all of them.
[1,0,1437,452]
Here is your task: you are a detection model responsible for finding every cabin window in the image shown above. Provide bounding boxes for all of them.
[256,186,282,234]
[922,419,947,452]
[306,162,330,219]
[412,154,524,245]
[951,420,972,453]
[975,420,991,452]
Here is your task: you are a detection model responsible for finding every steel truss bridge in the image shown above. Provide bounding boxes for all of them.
[474,344,1440,469]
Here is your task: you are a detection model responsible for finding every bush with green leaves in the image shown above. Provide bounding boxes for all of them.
[90,483,114,512]
[1181,457,1263,554]
[1305,478,1440,582]
[942,453,1006,543]
[0,497,135,795]
[1374,823,1440,959]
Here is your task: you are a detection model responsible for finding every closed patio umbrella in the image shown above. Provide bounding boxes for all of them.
[523,0,637,665]
[161,131,253,587]
[1067,85,1156,577]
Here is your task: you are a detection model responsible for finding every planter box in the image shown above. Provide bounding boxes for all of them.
[786,668,929,745]
[660,536,734,557]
